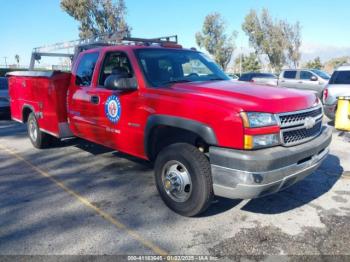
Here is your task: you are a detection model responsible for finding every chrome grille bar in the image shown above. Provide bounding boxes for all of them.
[277,105,323,146]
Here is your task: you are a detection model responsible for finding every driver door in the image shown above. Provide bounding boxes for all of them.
[298,71,319,93]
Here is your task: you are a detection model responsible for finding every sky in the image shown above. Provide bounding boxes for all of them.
[1,0,350,66]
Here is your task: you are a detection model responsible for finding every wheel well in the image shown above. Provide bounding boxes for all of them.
[147,126,208,161]
[22,107,33,123]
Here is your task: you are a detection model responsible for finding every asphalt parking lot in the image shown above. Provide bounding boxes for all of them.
[0,114,350,259]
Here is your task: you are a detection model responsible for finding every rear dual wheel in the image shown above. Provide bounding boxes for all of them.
[155,143,213,217]
[27,112,57,149]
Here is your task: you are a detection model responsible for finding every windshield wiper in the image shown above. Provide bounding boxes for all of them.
[207,77,226,81]
[165,77,226,85]
[165,79,193,85]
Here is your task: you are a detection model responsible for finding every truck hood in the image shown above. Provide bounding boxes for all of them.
[172,80,318,113]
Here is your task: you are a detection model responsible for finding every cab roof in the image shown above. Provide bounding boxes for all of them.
[90,43,185,52]
[336,64,350,71]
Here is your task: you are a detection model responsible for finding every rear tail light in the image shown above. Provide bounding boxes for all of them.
[323,87,329,102]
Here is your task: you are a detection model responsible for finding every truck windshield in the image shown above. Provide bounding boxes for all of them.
[311,69,330,80]
[329,70,350,85]
[135,49,229,87]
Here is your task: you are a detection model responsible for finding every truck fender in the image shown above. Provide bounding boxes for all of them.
[22,104,36,122]
[144,115,218,158]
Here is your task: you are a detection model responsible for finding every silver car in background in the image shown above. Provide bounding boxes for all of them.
[0,77,10,113]
[278,69,330,98]
[323,65,350,119]
[238,72,278,86]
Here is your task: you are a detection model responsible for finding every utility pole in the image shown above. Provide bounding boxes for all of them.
[239,45,243,76]
[3,57,8,68]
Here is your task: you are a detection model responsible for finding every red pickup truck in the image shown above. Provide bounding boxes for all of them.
[8,38,332,216]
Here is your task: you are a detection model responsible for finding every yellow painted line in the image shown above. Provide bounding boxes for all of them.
[0,144,168,256]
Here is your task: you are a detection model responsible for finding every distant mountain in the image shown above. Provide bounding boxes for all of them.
[301,43,350,63]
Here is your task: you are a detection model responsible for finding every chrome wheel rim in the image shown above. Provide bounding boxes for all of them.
[29,118,38,142]
[162,160,192,203]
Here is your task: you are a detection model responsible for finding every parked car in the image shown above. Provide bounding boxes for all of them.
[226,73,239,80]
[278,69,330,98]
[323,65,350,119]
[0,77,9,113]
[238,72,278,86]
[8,36,331,216]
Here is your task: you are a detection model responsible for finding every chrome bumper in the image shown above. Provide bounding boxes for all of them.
[210,126,332,199]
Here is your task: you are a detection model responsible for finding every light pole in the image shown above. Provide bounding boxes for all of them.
[238,36,244,76]
[3,57,8,68]
[239,45,243,76]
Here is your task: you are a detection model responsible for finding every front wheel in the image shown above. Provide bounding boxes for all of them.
[154,143,213,217]
[27,112,55,149]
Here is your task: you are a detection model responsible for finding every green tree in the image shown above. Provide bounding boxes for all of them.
[242,9,301,71]
[196,13,237,70]
[324,56,349,72]
[235,53,261,72]
[14,54,20,66]
[283,21,301,68]
[304,57,323,69]
[60,0,131,39]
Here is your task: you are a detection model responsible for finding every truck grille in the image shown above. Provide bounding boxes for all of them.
[278,106,323,146]
[279,107,322,127]
[282,121,322,145]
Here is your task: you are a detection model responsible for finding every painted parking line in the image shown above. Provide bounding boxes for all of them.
[0,143,168,256]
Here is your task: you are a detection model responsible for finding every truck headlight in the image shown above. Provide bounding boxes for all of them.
[244,134,280,149]
[241,112,278,128]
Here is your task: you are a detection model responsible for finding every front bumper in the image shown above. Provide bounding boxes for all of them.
[210,126,332,199]
[324,103,336,120]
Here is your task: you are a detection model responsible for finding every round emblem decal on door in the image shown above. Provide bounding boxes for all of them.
[105,95,121,123]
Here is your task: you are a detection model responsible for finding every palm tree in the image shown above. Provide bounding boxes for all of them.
[15,54,20,67]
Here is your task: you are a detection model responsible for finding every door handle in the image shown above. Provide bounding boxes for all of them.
[90,95,100,104]
[298,81,303,84]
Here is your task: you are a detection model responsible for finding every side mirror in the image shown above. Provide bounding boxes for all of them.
[310,75,318,81]
[104,74,137,91]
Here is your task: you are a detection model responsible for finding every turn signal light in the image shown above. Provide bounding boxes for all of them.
[244,135,254,150]
[244,134,280,150]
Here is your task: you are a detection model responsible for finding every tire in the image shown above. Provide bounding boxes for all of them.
[0,107,11,119]
[27,112,54,149]
[154,143,213,217]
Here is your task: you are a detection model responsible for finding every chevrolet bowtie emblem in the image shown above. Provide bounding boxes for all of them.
[304,117,316,129]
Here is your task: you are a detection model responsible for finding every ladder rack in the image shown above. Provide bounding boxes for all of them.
[29,34,178,70]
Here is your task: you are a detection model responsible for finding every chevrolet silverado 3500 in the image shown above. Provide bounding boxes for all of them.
[8,36,332,216]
